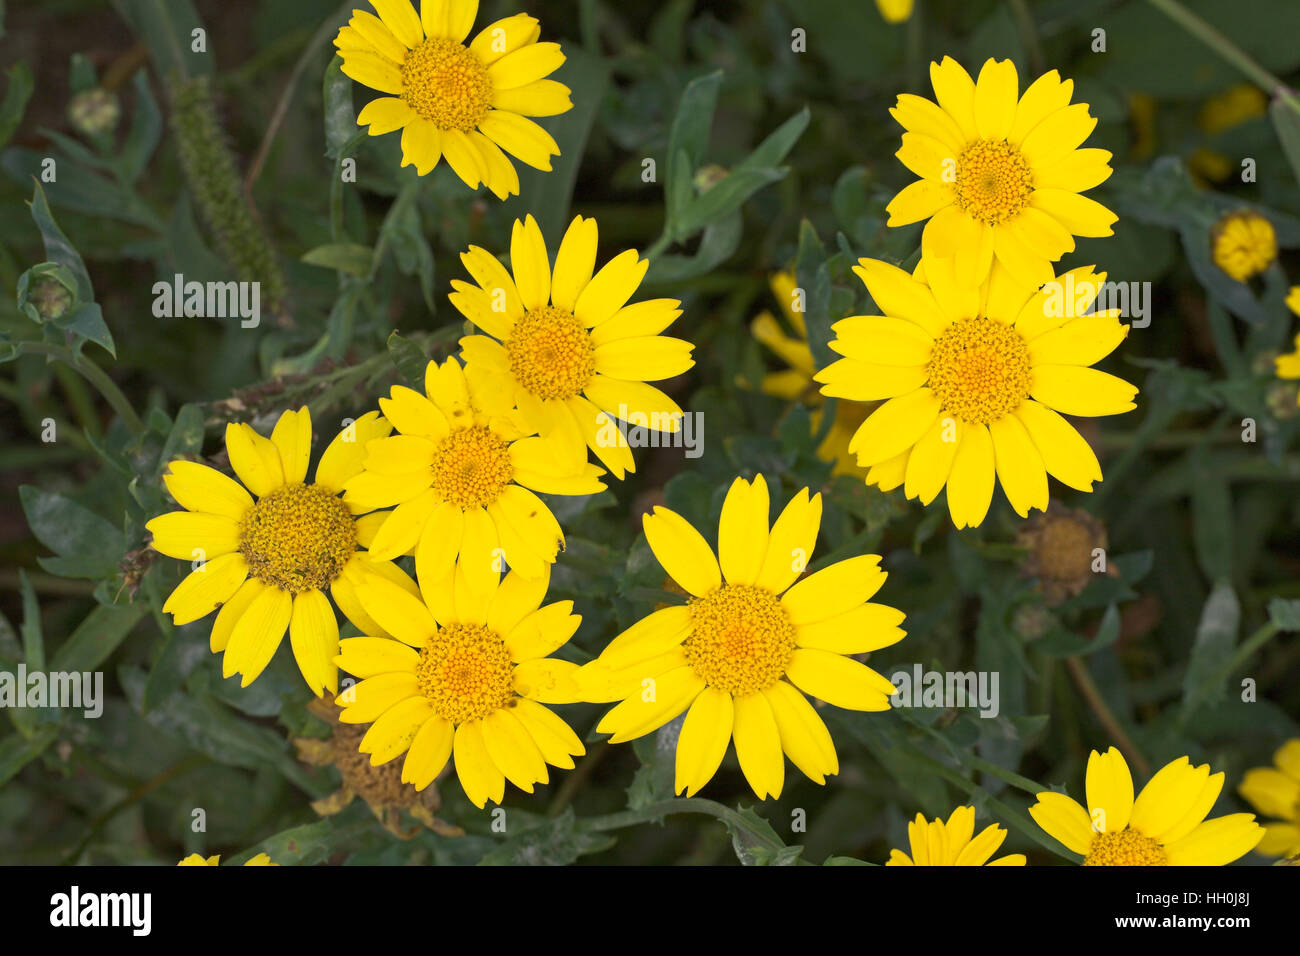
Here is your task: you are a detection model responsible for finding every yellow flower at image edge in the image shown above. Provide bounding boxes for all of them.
[886,806,1025,866]
[333,564,585,808]
[1211,209,1276,282]
[577,473,906,800]
[1030,748,1263,865]
[334,0,572,197]
[817,256,1137,528]
[177,853,277,866]
[147,408,411,694]
[452,214,694,479]
[875,0,913,23]
[887,56,1117,285]
[344,357,605,597]
[1238,738,1300,858]
[1271,287,1300,402]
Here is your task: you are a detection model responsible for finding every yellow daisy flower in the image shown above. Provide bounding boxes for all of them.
[577,473,906,800]
[749,271,869,478]
[177,853,277,866]
[147,408,414,695]
[1238,739,1300,858]
[1211,210,1277,282]
[1273,287,1300,398]
[875,0,913,23]
[344,356,605,596]
[886,57,1117,286]
[1029,748,1264,865]
[815,256,1137,528]
[333,563,586,808]
[334,0,572,198]
[453,214,694,479]
[885,806,1026,866]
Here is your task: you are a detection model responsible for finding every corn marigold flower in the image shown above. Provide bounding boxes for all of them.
[147,408,413,695]
[453,214,694,479]
[293,694,462,838]
[345,356,605,596]
[816,256,1137,528]
[748,271,869,478]
[577,473,906,800]
[1238,739,1300,858]
[334,0,571,198]
[1030,747,1264,865]
[875,0,913,23]
[885,806,1026,866]
[1271,287,1300,402]
[333,564,586,808]
[886,57,1117,286]
[1211,209,1276,282]
[177,853,277,865]
[1017,505,1109,604]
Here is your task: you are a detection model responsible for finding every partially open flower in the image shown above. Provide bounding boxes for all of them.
[1211,210,1276,282]
[1017,505,1108,604]
[293,695,461,839]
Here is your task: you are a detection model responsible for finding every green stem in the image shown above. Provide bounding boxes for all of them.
[1146,0,1300,107]
[643,230,673,262]
[1007,0,1045,76]
[1220,621,1280,681]
[22,343,144,435]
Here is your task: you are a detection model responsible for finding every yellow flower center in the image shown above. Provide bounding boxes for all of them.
[684,584,797,696]
[400,38,492,131]
[415,623,515,724]
[238,483,356,593]
[506,306,596,401]
[430,425,514,509]
[927,317,1032,424]
[1084,828,1169,866]
[954,140,1034,226]
[1212,212,1276,282]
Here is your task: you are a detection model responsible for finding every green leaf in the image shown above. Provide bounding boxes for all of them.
[119,666,300,775]
[52,603,146,673]
[158,403,206,467]
[120,70,162,184]
[0,728,59,787]
[26,180,95,302]
[235,810,376,866]
[301,242,373,277]
[1190,446,1234,582]
[0,61,33,150]
[322,54,358,160]
[645,212,742,285]
[1181,581,1240,722]
[386,331,429,388]
[19,485,126,579]
[1271,94,1300,188]
[666,71,723,183]
[479,808,617,865]
[1267,598,1300,631]
[18,569,43,672]
[793,219,836,372]
[501,48,609,243]
[626,717,680,810]
[724,805,803,866]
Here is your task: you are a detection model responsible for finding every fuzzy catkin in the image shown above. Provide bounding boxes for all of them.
[168,75,287,316]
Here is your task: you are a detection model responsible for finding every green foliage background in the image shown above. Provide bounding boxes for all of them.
[1,0,1299,865]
